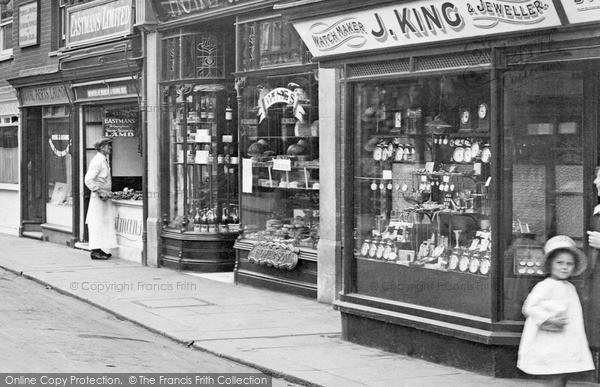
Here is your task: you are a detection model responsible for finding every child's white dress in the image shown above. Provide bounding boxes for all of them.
[518,277,595,375]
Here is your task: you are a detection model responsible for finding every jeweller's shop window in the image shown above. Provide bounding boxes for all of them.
[354,74,493,280]
[501,63,585,320]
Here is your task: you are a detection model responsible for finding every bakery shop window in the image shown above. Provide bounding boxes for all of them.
[238,73,319,249]
[351,73,493,313]
[501,62,586,320]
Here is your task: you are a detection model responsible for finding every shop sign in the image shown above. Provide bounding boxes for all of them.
[87,85,128,98]
[103,112,138,137]
[114,210,143,250]
[19,1,39,48]
[150,0,252,20]
[67,0,133,48]
[293,0,562,58]
[21,85,71,107]
[248,241,299,270]
[257,87,305,123]
[559,0,600,24]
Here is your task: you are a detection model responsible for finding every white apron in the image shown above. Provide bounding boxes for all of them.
[85,152,118,250]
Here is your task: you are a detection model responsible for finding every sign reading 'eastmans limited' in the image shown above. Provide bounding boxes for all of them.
[293,0,562,58]
[67,0,133,48]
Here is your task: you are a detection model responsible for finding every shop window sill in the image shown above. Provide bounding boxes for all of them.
[0,52,13,62]
[0,183,18,191]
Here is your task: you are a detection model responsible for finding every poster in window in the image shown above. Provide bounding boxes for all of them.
[19,1,38,48]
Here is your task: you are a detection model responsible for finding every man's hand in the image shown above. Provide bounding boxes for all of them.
[588,231,600,249]
[97,189,113,201]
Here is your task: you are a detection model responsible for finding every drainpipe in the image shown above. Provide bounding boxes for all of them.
[141,30,148,267]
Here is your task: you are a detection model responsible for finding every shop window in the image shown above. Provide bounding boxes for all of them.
[45,114,72,207]
[0,115,18,184]
[501,64,586,320]
[161,84,239,234]
[237,18,309,71]
[0,0,13,58]
[351,73,492,317]
[238,73,320,249]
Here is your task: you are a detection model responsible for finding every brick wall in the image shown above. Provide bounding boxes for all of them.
[0,0,57,88]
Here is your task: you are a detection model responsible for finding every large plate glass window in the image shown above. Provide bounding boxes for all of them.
[238,73,319,249]
[352,73,492,317]
[501,61,587,320]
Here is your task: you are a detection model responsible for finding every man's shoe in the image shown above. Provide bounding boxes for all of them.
[91,251,109,260]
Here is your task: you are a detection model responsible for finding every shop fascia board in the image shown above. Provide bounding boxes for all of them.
[153,0,280,31]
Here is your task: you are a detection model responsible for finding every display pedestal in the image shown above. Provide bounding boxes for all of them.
[234,239,317,298]
[160,229,238,272]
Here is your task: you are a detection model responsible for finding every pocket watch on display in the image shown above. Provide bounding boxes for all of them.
[360,239,371,257]
[480,259,491,275]
[459,255,470,272]
[469,257,480,274]
[368,242,378,258]
[447,254,459,270]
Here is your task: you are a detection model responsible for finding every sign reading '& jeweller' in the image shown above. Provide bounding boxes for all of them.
[293,0,563,57]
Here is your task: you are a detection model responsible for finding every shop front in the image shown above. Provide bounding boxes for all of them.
[287,0,600,379]
[232,13,320,298]
[10,0,144,261]
[11,80,75,245]
[149,0,281,272]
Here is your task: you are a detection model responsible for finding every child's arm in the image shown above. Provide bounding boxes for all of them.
[522,281,556,326]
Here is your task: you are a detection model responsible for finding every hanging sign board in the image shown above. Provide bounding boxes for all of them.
[66,0,133,48]
[293,0,563,58]
[559,0,600,25]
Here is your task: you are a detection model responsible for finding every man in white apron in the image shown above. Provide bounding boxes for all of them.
[85,138,117,260]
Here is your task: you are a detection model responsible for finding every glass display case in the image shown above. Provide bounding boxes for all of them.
[351,73,493,315]
[234,71,320,297]
[238,73,319,248]
[160,83,239,272]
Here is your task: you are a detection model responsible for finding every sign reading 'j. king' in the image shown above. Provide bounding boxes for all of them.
[294,0,562,57]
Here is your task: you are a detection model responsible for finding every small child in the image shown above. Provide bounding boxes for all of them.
[518,235,595,386]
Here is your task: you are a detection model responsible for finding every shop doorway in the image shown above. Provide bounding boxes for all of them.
[21,107,43,238]
[78,104,142,245]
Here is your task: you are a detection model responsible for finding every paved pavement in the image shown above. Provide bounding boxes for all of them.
[0,233,594,386]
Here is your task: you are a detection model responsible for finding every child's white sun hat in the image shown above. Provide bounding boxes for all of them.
[542,235,588,276]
